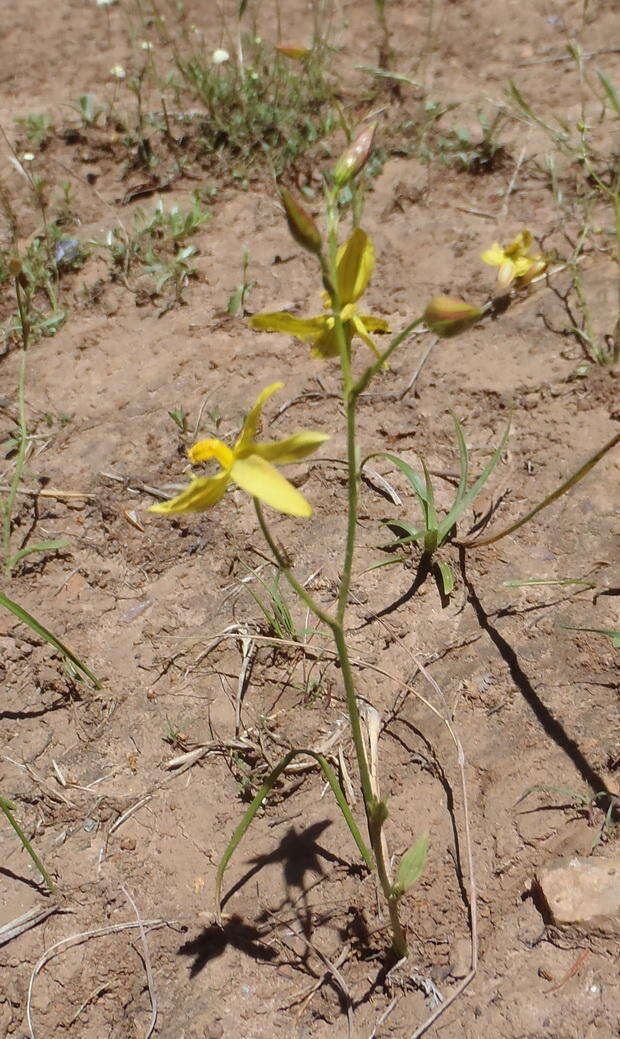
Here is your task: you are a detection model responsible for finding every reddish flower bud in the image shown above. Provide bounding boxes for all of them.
[333,123,377,188]
[423,296,483,338]
[280,188,323,255]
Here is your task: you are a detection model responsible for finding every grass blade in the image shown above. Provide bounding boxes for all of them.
[0,795,56,892]
[560,625,620,648]
[380,454,429,508]
[596,69,620,117]
[0,590,101,689]
[8,538,69,569]
[461,431,619,548]
[450,411,469,507]
[420,456,437,531]
[439,419,510,541]
[435,560,455,597]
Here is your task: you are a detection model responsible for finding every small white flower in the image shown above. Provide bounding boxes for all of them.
[141,40,153,51]
[110,64,126,79]
[22,153,35,162]
[212,49,230,65]
[96,0,118,7]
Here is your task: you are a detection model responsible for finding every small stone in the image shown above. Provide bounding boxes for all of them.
[534,856,620,933]
[449,936,471,979]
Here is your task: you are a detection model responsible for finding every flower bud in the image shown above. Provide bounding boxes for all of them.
[423,296,483,338]
[7,256,22,278]
[277,45,311,60]
[280,188,322,255]
[332,123,377,188]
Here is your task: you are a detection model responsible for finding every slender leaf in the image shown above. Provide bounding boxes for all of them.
[8,538,69,569]
[450,411,469,507]
[461,431,619,548]
[420,456,437,532]
[362,556,408,573]
[0,796,56,892]
[0,590,101,688]
[392,832,428,899]
[597,69,620,117]
[380,454,429,509]
[561,625,620,648]
[440,418,510,540]
[215,748,372,920]
[381,519,425,547]
[435,560,455,597]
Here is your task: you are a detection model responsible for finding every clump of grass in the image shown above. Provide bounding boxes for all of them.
[94,193,210,303]
[148,10,336,176]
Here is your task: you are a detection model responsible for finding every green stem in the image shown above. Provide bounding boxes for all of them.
[215,747,373,919]
[354,315,425,398]
[254,500,334,630]
[337,393,358,626]
[253,502,374,841]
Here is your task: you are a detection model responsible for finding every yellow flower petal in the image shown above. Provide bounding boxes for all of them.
[149,473,230,514]
[505,229,532,257]
[309,322,344,358]
[497,259,516,288]
[513,256,534,278]
[254,431,329,463]
[188,438,234,467]
[249,312,327,341]
[231,454,313,516]
[359,314,390,333]
[481,243,505,267]
[235,382,283,455]
[352,313,382,359]
[336,228,374,304]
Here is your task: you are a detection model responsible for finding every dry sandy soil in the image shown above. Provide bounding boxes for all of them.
[1,1,618,1037]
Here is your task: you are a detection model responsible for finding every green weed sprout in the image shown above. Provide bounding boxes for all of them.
[242,566,299,641]
[151,124,482,959]
[0,590,101,894]
[372,412,510,596]
[1,263,68,576]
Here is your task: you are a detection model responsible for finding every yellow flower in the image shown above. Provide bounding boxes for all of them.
[150,383,328,518]
[249,228,389,359]
[481,230,547,289]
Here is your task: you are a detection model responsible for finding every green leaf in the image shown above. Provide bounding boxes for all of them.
[362,556,408,573]
[0,590,101,688]
[8,538,69,570]
[0,795,56,892]
[596,69,620,117]
[380,454,429,508]
[463,431,619,548]
[440,418,511,541]
[381,518,425,548]
[450,411,469,507]
[561,625,620,648]
[435,560,454,597]
[392,832,428,900]
[420,456,437,531]
[215,749,373,920]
